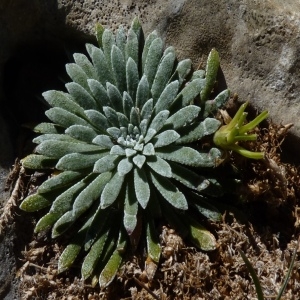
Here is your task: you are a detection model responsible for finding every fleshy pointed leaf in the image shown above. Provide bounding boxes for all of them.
[66,63,90,91]
[73,172,112,217]
[124,180,138,235]
[142,31,158,72]
[151,50,176,102]
[92,135,114,148]
[136,75,149,109]
[106,82,123,112]
[103,106,119,127]
[146,156,172,177]
[100,172,125,209]
[150,172,188,210]
[87,79,111,109]
[164,105,201,130]
[143,37,163,87]
[73,52,98,80]
[84,109,109,132]
[117,158,133,176]
[152,130,180,148]
[156,145,221,167]
[94,155,119,173]
[56,152,109,170]
[65,125,98,143]
[111,45,126,93]
[21,154,57,169]
[38,171,83,194]
[176,118,221,144]
[134,168,150,209]
[125,28,139,65]
[154,81,179,114]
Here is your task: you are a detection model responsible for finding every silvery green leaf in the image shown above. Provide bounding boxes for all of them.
[94,155,119,173]
[164,105,201,130]
[93,135,114,148]
[65,125,98,143]
[46,107,91,129]
[42,91,86,118]
[144,128,156,144]
[58,214,92,273]
[130,17,142,42]
[84,109,109,132]
[99,229,127,288]
[35,140,100,158]
[156,145,218,167]
[38,171,83,194]
[56,152,109,170]
[111,45,126,93]
[33,122,64,134]
[66,63,90,91]
[200,48,220,103]
[133,142,143,152]
[142,31,158,72]
[73,172,112,217]
[52,210,76,238]
[33,133,76,144]
[203,89,230,118]
[73,53,98,80]
[168,161,209,191]
[110,145,125,156]
[106,82,123,112]
[134,167,150,209]
[123,91,134,119]
[140,98,153,121]
[150,172,188,210]
[139,119,149,136]
[154,81,179,114]
[191,69,206,80]
[152,130,180,148]
[86,44,113,85]
[100,172,125,209]
[125,28,139,65]
[173,58,192,86]
[175,118,221,144]
[116,113,128,128]
[171,78,206,111]
[20,193,53,212]
[35,212,61,232]
[103,106,119,127]
[151,50,176,102]
[136,75,149,109]
[133,154,146,169]
[125,58,139,103]
[186,216,217,251]
[146,217,161,262]
[102,29,115,71]
[50,179,89,214]
[107,127,121,139]
[87,79,111,109]
[117,158,133,176]
[130,107,140,126]
[84,206,111,250]
[125,148,136,157]
[146,156,172,177]
[82,228,110,280]
[21,154,57,169]
[143,143,155,156]
[148,110,169,133]
[143,37,163,87]
[124,181,138,234]
[116,25,126,54]
[94,24,105,48]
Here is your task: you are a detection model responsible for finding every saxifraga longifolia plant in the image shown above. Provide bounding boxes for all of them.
[20,18,266,287]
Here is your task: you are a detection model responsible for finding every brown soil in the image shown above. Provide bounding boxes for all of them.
[1,102,300,300]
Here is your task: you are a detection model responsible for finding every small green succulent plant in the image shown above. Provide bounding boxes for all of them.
[20,18,234,287]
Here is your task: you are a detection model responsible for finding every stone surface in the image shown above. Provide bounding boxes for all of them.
[1,0,300,297]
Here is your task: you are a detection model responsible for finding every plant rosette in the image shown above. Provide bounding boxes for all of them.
[19,18,265,287]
